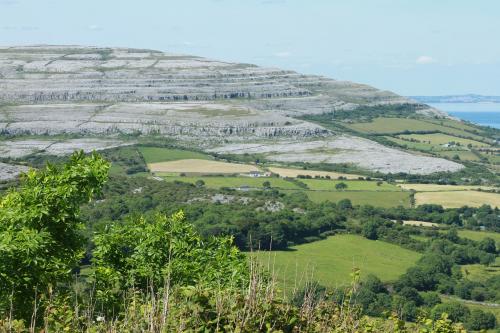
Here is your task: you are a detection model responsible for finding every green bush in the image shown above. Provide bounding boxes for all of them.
[92,211,248,312]
[0,151,109,319]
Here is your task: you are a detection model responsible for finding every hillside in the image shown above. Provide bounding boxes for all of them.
[1,45,498,179]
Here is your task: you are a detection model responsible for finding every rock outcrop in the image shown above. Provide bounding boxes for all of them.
[0,45,461,174]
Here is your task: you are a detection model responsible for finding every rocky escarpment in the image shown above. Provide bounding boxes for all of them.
[0,45,417,107]
[0,45,461,175]
[0,46,434,138]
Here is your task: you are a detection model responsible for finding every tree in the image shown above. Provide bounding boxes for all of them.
[479,237,496,254]
[338,199,352,210]
[335,182,348,191]
[362,220,380,240]
[466,309,496,330]
[262,180,271,189]
[0,151,109,318]
[92,211,248,312]
[195,179,205,187]
[431,302,470,323]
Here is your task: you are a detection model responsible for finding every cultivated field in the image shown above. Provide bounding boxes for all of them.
[456,230,500,244]
[139,147,212,164]
[414,190,500,208]
[148,159,259,174]
[398,183,496,192]
[461,258,500,283]
[436,150,481,161]
[303,190,411,208]
[345,117,485,140]
[267,166,362,180]
[302,179,400,191]
[254,234,421,288]
[162,176,301,190]
[397,133,489,148]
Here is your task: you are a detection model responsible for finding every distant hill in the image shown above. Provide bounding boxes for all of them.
[410,94,500,103]
[2,45,498,177]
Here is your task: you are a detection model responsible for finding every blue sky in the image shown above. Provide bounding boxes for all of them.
[1,0,499,95]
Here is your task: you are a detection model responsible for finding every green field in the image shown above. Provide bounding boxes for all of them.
[456,230,500,244]
[304,190,411,208]
[425,118,483,133]
[301,179,400,191]
[462,258,500,283]
[162,176,411,207]
[254,234,421,288]
[162,176,302,189]
[398,133,489,148]
[436,150,481,161]
[385,135,482,161]
[441,295,500,327]
[384,136,437,151]
[345,117,485,139]
[139,147,212,164]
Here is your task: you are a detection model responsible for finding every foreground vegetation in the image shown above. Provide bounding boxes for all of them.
[0,152,473,332]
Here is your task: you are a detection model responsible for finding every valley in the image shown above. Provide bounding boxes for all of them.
[0,45,499,332]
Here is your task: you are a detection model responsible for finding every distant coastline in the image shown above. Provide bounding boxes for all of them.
[410,94,500,104]
[426,102,500,129]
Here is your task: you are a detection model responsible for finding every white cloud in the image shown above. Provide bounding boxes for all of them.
[416,55,437,65]
[273,51,291,58]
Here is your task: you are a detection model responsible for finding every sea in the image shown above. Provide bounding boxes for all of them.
[428,103,500,129]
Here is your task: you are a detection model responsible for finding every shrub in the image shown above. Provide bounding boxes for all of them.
[0,151,109,319]
[92,211,248,312]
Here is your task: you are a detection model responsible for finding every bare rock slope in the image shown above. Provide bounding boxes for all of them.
[0,45,461,175]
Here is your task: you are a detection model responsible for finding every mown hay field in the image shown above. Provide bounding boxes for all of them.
[253,234,421,288]
[414,190,499,208]
[267,166,362,180]
[149,159,259,174]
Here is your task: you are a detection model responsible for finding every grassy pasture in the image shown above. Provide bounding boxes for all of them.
[253,234,421,288]
[425,118,483,133]
[456,230,500,244]
[436,150,481,161]
[149,159,259,174]
[441,295,500,327]
[345,117,484,139]
[303,190,411,208]
[301,179,400,191]
[267,166,362,180]
[385,136,482,161]
[397,133,489,148]
[139,147,212,164]
[414,191,499,208]
[462,258,500,283]
[398,183,495,192]
[384,136,436,151]
[162,175,301,190]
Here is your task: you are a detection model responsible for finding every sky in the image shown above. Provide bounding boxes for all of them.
[1,0,499,96]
